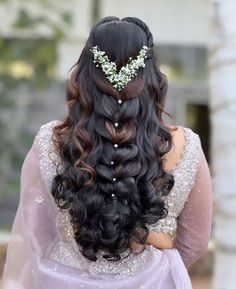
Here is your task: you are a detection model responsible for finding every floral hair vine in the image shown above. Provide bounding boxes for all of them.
[91,45,149,91]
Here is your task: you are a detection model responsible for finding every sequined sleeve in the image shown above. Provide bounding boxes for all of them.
[173,145,213,268]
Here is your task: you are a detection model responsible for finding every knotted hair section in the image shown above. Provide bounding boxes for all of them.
[51,16,174,262]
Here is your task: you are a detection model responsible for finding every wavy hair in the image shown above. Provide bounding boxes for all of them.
[51,16,174,262]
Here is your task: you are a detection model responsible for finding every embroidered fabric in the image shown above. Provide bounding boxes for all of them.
[147,126,200,235]
[33,121,162,279]
[2,119,212,289]
[32,120,208,278]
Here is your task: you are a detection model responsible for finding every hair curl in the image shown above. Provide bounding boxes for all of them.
[51,16,175,262]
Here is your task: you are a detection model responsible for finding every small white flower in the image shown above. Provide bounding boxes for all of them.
[90,45,149,91]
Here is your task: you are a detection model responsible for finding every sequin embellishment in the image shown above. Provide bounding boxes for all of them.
[147,127,201,234]
[35,195,44,204]
[35,121,201,279]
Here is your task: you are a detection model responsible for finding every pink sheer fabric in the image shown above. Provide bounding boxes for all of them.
[2,141,58,289]
[174,147,213,268]
[1,125,213,289]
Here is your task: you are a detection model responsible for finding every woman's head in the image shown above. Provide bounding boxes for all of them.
[52,16,174,262]
[69,16,167,104]
[89,17,151,66]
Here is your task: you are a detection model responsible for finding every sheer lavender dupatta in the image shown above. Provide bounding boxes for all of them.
[2,139,58,289]
[2,132,195,289]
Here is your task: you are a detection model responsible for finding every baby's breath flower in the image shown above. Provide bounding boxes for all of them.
[90,45,149,91]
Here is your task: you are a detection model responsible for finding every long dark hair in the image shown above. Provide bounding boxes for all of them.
[52,16,174,262]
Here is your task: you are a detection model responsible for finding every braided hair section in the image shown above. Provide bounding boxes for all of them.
[51,17,174,262]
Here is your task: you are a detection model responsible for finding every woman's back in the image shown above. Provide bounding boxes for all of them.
[2,16,212,289]
[26,120,211,279]
[2,121,212,289]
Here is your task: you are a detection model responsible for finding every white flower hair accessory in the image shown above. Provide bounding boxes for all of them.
[91,45,149,91]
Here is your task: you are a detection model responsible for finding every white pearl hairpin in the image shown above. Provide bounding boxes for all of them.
[114,122,119,127]
[118,100,122,104]
[110,161,114,165]
[112,177,116,182]
[114,144,118,148]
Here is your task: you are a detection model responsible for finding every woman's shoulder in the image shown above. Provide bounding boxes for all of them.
[34,119,60,142]
[167,124,200,139]
[38,119,61,132]
[163,124,202,173]
[170,125,202,152]
[34,120,61,186]
[34,119,61,155]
